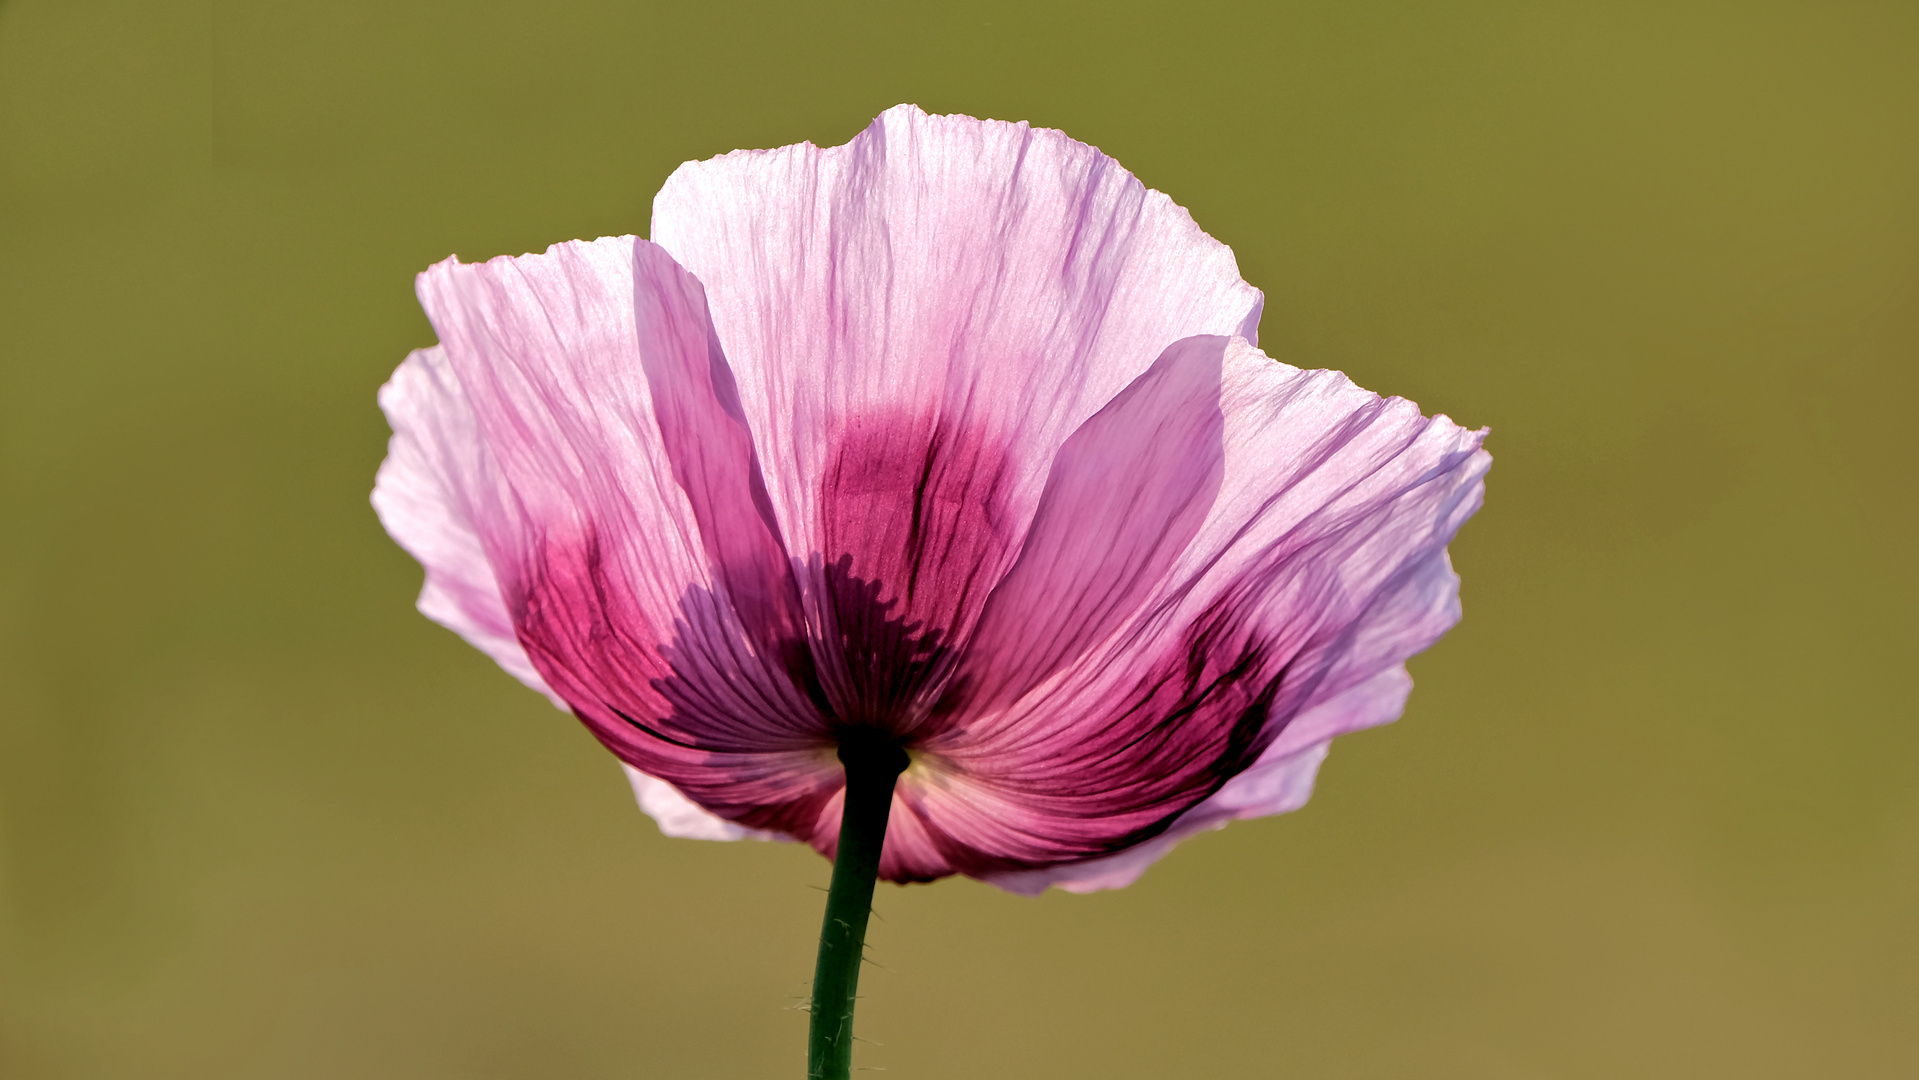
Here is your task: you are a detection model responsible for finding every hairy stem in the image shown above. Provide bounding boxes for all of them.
[807,733,907,1080]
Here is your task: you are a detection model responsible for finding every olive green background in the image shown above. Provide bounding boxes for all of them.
[2,1,1914,1077]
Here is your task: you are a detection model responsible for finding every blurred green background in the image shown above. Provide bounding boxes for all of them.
[2,1,1914,1076]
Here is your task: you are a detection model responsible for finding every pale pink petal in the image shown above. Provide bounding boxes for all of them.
[879,337,1488,883]
[981,742,1330,897]
[622,764,786,842]
[979,665,1412,895]
[650,105,1265,725]
[375,340,764,845]
[956,334,1230,715]
[372,345,565,709]
[412,236,842,839]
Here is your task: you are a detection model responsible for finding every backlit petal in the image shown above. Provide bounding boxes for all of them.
[375,343,770,842]
[882,338,1487,881]
[413,236,838,837]
[980,665,1412,894]
[373,345,563,707]
[652,105,1265,731]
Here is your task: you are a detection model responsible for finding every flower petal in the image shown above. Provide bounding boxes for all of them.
[955,333,1230,715]
[373,345,566,708]
[979,665,1411,895]
[622,764,787,842]
[980,741,1330,897]
[650,105,1266,726]
[883,338,1488,883]
[411,236,841,838]
[376,344,770,843]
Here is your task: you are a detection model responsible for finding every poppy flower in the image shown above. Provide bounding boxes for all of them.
[373,104,1488,896]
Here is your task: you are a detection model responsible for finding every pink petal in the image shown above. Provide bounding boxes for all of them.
[881,337,1488,883]
[372,345,564,708]
[956,333,1230,715]
[650,105,1265,728]
[375,342,766,845]
[622,765,787,842]
[411,236,841,839]
[981,742,1331,897]
[981,666,1411,895]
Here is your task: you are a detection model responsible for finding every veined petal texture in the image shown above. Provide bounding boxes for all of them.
[651,105,1266,733]
[373,106,1489,891]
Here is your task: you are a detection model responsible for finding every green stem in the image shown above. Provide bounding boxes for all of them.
[807,732,907,1080]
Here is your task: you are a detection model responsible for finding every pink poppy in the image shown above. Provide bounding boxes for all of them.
[372,104,1489,897]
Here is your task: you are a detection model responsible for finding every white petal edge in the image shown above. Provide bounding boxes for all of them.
[622,764,788,842]
[373,345,569,709]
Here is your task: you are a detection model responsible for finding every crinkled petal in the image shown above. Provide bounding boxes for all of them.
[956,334,1230,714]
[375,341,764,845]
[373,345,566,708]
[980,665,1411,895]
[881,337,1488,883]
[623,765,786,842]
[981,742,1330,897]
[650,105,1265,729]
[410,236,840,838]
